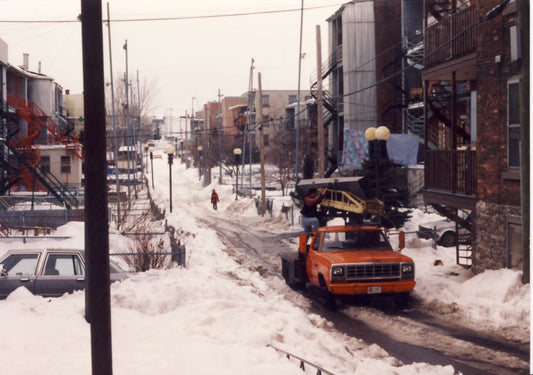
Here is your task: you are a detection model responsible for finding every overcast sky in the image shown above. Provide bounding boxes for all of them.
[0,0,345,117]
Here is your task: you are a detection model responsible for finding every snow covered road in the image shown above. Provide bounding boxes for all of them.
[201,208,530,375]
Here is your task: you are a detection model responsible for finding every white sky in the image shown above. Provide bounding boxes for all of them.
[0,0,345,116]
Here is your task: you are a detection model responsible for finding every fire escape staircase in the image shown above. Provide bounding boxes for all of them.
[1,95,83,209]
[404,40,428,147]
[310,50,340,177]
[431,203,473,267]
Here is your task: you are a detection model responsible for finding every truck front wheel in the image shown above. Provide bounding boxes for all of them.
[319,276,336,310]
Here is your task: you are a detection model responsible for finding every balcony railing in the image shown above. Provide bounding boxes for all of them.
[424,5,477,68]
[425,149,476,195]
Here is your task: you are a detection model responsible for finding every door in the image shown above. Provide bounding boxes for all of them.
[306,233,322,286]
[0,253,39,298]
[35,252,85,297]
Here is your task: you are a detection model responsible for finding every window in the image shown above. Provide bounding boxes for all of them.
[507,218,522,270]
[288,95,297,104]
[312,234,322,252]
[510,25,521,62]
[45,254,84,276]
[263,134,269,147]
[61,156,71,173]
[321,230,392,252]
[40,155,50,174]
[507,79,520,168]
[261,95,270,107]
[1,254,39,275]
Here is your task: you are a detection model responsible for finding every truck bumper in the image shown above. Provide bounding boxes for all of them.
[329,280,415,295]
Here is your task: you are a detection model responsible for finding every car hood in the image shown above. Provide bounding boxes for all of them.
[110,271,131,283]
[419,219,454,230]
[319,250,413,265]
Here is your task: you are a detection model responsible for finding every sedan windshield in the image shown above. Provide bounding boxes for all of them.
[321,230,392,252]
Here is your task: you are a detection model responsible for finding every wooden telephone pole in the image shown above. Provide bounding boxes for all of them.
[316,25,325,177]
[257,72,266,216]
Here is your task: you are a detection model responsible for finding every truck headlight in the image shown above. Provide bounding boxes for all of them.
[332,266,344,277]
[402,264,413,273]
[401,263,415,279]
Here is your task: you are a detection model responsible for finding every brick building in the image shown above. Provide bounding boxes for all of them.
[420,0,525,273]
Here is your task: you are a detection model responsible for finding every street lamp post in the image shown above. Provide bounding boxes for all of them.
[197,146,203,181]
[233,148,242,200]
[149,146,154,189]
[144,144,149,173]
[364,126,390,199]
[166,145,175,212]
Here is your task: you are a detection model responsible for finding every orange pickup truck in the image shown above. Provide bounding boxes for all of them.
[281,225,415,309]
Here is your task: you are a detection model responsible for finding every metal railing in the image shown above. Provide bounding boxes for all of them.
[424,5,477,68]
[424,149,476,195]
[267,344,335,375]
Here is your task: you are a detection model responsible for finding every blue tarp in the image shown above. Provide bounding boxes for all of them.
[386,134,419,166]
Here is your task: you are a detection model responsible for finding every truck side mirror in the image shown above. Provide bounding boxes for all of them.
[398,231,405,250]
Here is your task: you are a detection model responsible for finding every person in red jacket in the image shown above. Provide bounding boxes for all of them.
[211,189,220,210]
[300,187,326,233]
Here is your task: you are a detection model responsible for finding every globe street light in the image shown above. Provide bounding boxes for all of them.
[149,146,154,189]
[233,148,242,200]
[166,145,175,212]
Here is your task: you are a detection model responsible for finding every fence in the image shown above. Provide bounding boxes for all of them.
[267,344,335,375]
[114,225,186,268]
[1,208,85,229]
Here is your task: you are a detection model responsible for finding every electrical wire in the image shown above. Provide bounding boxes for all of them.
[0,3,345,24]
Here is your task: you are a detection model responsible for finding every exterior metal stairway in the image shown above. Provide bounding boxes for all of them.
[0,96,82,208]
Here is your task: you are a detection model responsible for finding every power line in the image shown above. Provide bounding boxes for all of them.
[0,3,344,24]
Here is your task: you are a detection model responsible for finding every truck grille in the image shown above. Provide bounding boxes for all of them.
[345,263,401,281]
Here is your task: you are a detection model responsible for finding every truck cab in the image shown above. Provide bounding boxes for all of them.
[282,225,415,309]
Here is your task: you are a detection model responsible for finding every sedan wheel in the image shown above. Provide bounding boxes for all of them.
[440,232,456,247]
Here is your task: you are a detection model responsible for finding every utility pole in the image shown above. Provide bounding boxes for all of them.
[295,0,305,184]
[123,40,131,206]
[81,1,113,374]
[316,24,325,178]
[105,3,120,226]
[185,110,189,169]
[257,72,266,216]
[242,58,254,194]
[137,70,143,189]
[218,89,223,184]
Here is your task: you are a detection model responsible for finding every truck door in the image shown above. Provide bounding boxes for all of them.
[0,253,39,298]
[35,252,85,297]
[306,233,322,286]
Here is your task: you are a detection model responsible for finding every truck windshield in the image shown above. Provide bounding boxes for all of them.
[321,230,392,252]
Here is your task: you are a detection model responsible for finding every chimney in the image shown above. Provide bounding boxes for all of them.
[22,53,29,70]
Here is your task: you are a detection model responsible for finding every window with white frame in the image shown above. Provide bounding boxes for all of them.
[507,217,522,270]
[507,79,520,168]
[261,95,270,107]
